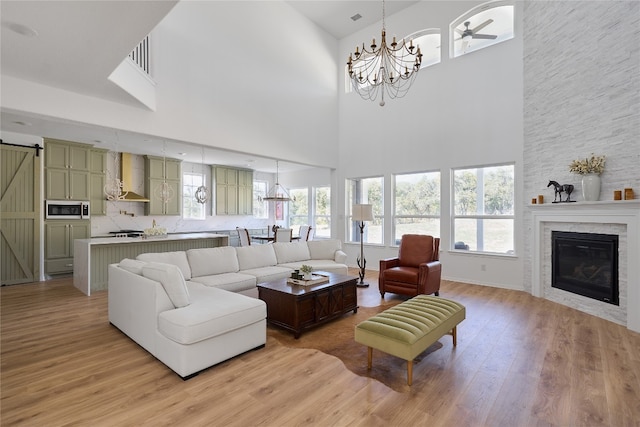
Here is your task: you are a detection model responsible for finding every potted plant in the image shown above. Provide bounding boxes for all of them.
[300,264,313,280]
[569,154,605,201]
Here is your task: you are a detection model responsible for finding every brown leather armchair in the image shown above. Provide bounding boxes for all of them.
[379,234,441,298]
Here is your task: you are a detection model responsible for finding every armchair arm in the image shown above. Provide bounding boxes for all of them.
[418,260,442,295]
[379,257,400,271]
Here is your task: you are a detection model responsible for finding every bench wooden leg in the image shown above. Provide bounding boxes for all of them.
[452,325,457,346]
[367,347,373,370]
[407,360,413,386]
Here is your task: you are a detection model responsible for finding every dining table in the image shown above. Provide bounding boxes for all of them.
[252,235,301,243]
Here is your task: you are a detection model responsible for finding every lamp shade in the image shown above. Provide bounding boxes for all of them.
[352,204,374,222]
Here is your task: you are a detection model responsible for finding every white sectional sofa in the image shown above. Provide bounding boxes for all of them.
[108,239,348,379]
[136,239,348,293]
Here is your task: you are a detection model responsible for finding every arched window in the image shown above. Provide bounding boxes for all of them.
[450,0,514,58]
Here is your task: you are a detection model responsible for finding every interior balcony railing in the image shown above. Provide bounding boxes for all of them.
[128,35,151,76]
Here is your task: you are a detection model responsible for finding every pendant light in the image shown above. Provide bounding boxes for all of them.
[263,160,291,202]
[154,141,175,204]
[194,147,209,204]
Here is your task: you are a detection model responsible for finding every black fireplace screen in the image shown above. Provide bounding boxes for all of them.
[551,231,619,305]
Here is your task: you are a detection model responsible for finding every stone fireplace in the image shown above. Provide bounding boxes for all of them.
[531,201,640,333]
[551,231,619,305]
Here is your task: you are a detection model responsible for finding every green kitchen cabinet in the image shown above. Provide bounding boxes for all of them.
[90,148,108,215]
[144,155,181,215]
[44,139,91,201]
[44,220,90,275]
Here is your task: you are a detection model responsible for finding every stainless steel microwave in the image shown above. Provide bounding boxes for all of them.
[45,200,90,220]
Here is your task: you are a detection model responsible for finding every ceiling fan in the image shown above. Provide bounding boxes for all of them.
[455,19,497,51]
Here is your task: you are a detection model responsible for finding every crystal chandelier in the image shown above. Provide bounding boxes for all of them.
[262,160,291,202]
[104,150,129,201]
[194,147,209,204]
[347,0,423,107]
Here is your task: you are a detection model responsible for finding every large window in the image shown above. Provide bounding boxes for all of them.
[253,180,268,219]
[287,187,330,239]
[450,1,514,58]
[452,164,514,254]
[182,172,205,219]
[346,177,384,244]
[314,186,331,238]
[289,188,308,234]
[393,171,440,245]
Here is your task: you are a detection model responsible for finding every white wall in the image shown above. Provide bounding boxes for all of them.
[522,1,640,293]
[1,1,340,170]
[337,1,525,289]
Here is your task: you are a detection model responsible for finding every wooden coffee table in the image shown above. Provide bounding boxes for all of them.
[257,271,358,338]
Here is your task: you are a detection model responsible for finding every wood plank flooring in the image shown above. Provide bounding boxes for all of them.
[2,270,640,426]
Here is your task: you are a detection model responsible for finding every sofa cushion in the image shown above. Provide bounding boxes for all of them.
[189,273,257,293]
[118,258,146,275]
[241,266,293,284]
[187,246,239,277]
[137,251,192,280]
[142,262,190,308]
[307,239,341,261]
[236,244,278,270]
[272,241,311,264]
[158,285,266,345]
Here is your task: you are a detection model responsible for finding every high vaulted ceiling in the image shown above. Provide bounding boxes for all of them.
[0,1,419,173]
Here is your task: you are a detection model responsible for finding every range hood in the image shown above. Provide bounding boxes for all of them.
[120,153,150,202]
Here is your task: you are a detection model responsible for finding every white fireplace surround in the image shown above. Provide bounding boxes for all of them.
[531,201,640,333]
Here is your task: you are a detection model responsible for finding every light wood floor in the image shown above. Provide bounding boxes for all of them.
[2,270,640,426]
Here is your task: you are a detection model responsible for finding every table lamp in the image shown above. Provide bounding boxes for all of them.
[352,204,374,287]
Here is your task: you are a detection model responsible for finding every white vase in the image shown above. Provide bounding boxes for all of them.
[304,272,313,280]
[582,173,601,201]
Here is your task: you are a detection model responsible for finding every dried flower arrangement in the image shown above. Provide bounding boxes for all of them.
[300,264,313,274]
[569,154,606,175]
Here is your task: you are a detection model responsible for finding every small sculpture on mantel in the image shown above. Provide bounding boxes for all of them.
[547,180,576,203]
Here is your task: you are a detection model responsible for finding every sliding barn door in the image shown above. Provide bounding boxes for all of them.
[1,144,41,285]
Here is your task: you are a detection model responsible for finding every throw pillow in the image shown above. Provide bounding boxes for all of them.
[142,262,190,308]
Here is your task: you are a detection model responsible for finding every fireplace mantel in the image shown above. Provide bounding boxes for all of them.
[530,200,640,333]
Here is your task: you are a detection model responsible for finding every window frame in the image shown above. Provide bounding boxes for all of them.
[392,170,441,246]
[451,162,515,255]
[450,0,515,59]
[346,176,384,245]
[253,180,268,219]
[182,171,206,220]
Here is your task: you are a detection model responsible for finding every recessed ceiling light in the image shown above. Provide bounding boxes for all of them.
[350,13,362,22]
[13,120,32,126]
[178,152,186,156]
[3,22,39,37]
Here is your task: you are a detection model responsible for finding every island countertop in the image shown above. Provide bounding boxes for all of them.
[73,233,229,295]
[82,232,229,245]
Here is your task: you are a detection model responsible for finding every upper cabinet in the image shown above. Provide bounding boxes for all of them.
[213,166,253,215]
[144,155,182,215]
[44,139,91,201]
[90,148,108,215]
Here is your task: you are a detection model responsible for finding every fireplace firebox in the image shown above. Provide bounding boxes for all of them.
[551,231,619,305]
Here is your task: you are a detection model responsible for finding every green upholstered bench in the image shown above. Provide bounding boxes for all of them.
[355,295,465,385]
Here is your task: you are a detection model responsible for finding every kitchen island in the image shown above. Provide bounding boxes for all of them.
[73,233,229,295]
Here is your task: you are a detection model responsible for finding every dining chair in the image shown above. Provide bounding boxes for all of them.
[299,225,313,241]
[236,227,251,246]
[274,228,293,242]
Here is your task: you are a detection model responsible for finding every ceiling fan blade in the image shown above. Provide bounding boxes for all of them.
[472,34,498,40]
[471,18,494,33]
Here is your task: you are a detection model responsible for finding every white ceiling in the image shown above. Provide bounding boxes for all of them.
[0,1,419,173]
